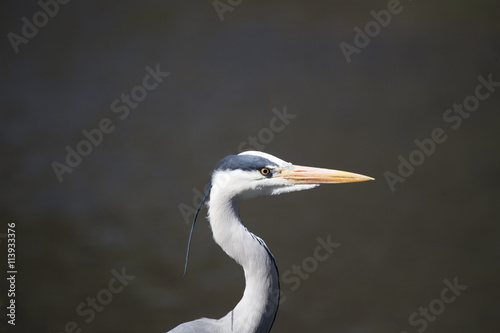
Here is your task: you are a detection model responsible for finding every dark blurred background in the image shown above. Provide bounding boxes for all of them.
[1,1,499,332]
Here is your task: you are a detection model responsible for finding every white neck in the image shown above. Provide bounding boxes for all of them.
[207,189,280,333]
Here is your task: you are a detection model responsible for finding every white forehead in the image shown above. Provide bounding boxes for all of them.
[238,151,291,167]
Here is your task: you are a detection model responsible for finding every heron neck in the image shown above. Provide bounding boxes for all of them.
[207,193,280,333]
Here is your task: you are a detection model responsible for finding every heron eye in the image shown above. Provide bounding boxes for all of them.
[260,168,271,176]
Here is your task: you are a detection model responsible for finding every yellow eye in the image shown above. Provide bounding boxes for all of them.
[260,168,271,176]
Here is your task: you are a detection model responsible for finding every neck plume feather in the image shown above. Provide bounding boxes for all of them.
[206,188,280,333]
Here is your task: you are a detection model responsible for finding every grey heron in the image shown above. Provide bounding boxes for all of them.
[169,151,373,332]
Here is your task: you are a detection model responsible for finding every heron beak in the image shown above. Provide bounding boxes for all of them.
[276,165,374,184]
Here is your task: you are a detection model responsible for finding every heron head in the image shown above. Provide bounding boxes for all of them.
[209,151,374,200]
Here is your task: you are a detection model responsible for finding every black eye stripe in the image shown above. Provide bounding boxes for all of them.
[216,155,278,172]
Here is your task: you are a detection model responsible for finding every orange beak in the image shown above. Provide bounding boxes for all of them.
[276,165,374,184]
